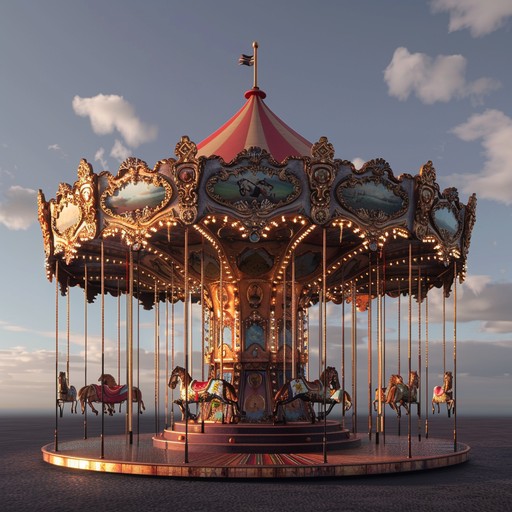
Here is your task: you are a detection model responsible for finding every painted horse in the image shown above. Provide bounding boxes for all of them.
[385,371,419,417]
[432,371,455,417]
[273,366,352,424]
[373,374,403,412]
[57,371,77,417]
[168,366,242,423]
[78,374,145,415]
[237,177,274,200]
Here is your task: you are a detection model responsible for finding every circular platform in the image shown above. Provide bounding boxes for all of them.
[41,421,470,478]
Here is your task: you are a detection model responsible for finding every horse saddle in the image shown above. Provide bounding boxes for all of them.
[291,378,321,395]
[190,380,209,393]
[433,385,444,396]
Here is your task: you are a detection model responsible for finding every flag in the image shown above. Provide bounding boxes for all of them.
[238,54,254,66]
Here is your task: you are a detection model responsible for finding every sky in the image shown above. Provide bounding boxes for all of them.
[1,0,511,417]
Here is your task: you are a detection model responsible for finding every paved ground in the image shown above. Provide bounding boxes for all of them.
[1,414,511,512]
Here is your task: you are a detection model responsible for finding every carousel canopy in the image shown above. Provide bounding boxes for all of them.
[37,51,477,311]
[196,88,312,162]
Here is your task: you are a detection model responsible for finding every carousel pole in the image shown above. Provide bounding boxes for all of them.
[66,282,70,393]
[351,282,357,434]
[201,237,205,382]
[322,228,328,463]
[291,254,296,379]
[184,227,190,463]
[397,282,401,438]
[54,260,59,452]
[367,254,373,441]
[219,252,224,381]
[341,275,346,430]
[417,270,422,442]
[127,248,134,444]
[453,261,458,452]
[283,266,287,386]
[100,240,105,459]
[165,291,169,430]
[200,245,206,433]
[117,283,121,388]
[154,282,159,434]
[83,264,88,439]
[377,256,383,445]
[425,293,429,439]
[407,243,412,459]
[170,263,175,431]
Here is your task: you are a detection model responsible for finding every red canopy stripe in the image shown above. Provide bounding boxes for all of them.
[197,89,312,162]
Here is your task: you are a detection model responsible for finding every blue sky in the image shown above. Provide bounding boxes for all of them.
[1,0,511,416]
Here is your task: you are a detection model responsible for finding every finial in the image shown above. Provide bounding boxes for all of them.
[239,42,259,89]
[252,41,259,89]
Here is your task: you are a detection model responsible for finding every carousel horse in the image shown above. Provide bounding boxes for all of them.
[272,366,352,424]
[385,371,419,417]
[57,371,77,417]
[168,366,242,423]
[432,371,455,417]
[373,374,403,412]
[78,374,145,416]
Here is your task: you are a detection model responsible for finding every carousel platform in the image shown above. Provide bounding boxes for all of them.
[41,420,470,478]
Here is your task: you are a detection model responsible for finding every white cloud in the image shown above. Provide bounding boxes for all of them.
[72,94,157,147]
[110,139,131,162]
[431,0,512,37]
[384,47,500,104]
[352,157,366,170]
[94,147,108,170]
[450,109,512,204]
[464,275,492,295]
[48,143,67,158]
[0,185,37,230]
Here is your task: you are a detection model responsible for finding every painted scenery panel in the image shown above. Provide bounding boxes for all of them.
[338,180,405,216]
[104,181,167,215]
[54,202,81,234]
[207,169,300,209]
[433,206,459,236]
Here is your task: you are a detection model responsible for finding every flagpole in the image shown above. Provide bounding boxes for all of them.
[253,41,258,88]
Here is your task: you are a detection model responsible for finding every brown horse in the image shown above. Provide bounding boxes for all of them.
[168,366,242,423]
[386,371,419,417]
[273,367,351,424]
[373,374,403,413]
[57,371,77,417]
[78,374,145,415]
[432,371,455,417]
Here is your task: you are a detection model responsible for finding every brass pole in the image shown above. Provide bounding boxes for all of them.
[407,243,412,458]
[184,228,190,463]
[453,261,458,452]
[54,260,59,452]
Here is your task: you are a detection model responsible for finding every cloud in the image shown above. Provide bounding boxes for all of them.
[94,147,109,171]
[110,139,131,162]
[48,143,67,157]
[0,185,37,230]
[384,47,500,104]
[431,0,512,37]
[72,94,157,147]
[352,157,366,170]
[450,109,512,204]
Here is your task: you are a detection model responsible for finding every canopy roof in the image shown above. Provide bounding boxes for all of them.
[197,88,312,162]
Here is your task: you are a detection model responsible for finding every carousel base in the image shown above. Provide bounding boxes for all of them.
[153,420,358,453]
[41,420,470,479]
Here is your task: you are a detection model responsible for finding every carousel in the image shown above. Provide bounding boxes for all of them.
[40,43,474,478]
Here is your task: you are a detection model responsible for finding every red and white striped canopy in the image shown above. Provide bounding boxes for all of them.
[197,88,312,162]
